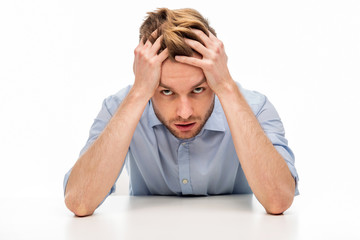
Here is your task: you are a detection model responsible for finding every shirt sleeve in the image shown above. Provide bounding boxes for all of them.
[256,97,300,196]
[63,86,132,207]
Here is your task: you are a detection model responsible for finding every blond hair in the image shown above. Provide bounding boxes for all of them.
[139,8,216,60]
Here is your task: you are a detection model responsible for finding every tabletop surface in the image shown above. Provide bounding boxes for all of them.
[1,194,359,240]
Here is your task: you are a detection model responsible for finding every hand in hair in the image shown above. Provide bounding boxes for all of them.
[133,30,169,99]
[174,29,233,96]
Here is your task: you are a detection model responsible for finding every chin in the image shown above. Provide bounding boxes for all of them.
[176,134,195,140]
[171,128,201,140]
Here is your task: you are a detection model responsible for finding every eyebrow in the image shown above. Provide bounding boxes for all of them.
[159,78,206,90]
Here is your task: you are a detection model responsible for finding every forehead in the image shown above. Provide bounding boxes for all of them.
[160,58,205,89]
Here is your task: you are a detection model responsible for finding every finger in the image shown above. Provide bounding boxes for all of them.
[139,36,145,46]
[147,29,159,44]
[150,29,158,38]
[208,30,217,40]
[184,38,209,57]
[157,48,169,62]
[135,37,145,54]
[134,37,145,56]
[175,55,203,68]
[150,35,164,55]
[144,28,159,49]
[144,38,152,48]
[190,28,213,48]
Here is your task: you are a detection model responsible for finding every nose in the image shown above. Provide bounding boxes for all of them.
[176,96,193,120]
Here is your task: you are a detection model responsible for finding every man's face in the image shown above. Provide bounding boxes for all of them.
[152,57,215,139]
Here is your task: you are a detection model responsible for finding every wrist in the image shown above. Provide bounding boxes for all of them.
[214,79,238,99]
[216,81,254,121]
[128,85,153,103]
[130,83,156,101]
[215,80,250,111]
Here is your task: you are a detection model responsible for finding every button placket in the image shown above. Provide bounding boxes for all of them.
[177,142,193,194]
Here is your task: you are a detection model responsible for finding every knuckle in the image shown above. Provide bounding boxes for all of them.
[204,61,213,70]
[209,52,217,61]
[148,58,157,67]
[214,41,224,53]
[215,45,221,54]
[209,61,215,68]
[134,47,146,58]
[138,49,147,59]
[218,40,224,48]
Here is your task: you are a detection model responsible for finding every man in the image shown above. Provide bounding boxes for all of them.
[64,8,299,217]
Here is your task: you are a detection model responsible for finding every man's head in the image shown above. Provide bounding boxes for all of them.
[141,8,216,139]
[139,8,216,61]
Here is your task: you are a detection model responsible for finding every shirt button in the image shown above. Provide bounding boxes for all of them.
[182,179,188,184]
[181,142,186,146]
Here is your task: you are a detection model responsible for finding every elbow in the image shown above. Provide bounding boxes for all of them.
[64,193,95,217]
[265,205,288,215]
[265,195,294,215]
[265,178,296,215]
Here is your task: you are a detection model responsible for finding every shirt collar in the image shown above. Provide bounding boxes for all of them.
[148,96,225,132]
[148,100,162,128]
[201,95,226,132]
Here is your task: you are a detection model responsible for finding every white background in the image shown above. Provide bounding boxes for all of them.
[1,0,360,237]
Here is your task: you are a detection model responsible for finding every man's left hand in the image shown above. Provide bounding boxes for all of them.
[175,29,234,95]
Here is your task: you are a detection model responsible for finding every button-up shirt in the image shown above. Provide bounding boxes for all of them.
[64,83,299,204]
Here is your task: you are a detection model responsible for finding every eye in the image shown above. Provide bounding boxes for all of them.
[193,87,204,94]
[161,89,173,96]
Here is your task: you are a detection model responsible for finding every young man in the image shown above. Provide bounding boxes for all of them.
[64,8,299,217]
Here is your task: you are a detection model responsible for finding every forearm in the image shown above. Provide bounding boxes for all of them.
[217,81,295,214]
[65,87,150,216]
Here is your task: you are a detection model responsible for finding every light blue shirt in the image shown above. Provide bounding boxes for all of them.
[64,83,299,204]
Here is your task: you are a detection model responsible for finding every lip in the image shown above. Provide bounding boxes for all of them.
[174,122,196,132]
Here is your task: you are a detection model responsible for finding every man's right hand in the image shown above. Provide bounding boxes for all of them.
[133,31,169,99]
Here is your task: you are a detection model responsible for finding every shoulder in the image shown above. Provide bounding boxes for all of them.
[102,85,133,116]
[235,82,267,116]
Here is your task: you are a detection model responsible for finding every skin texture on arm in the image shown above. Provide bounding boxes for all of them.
[216,84,295,215]
[175,29,295,214]
[64,33,168,217]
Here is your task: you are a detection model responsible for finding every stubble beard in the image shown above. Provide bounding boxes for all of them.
[153,98,215,139]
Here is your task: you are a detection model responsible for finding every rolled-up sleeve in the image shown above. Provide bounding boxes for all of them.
[63,98,117,202]
[63,86,132,204]
[256,97,300,196]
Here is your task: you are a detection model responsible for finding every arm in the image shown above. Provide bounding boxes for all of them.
[65,34,168,217]
[215,84,295,215]
[175,30,295,214]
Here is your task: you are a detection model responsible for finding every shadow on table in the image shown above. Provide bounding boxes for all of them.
[125,194,255,212]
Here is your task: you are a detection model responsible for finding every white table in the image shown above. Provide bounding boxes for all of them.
[1,194,359,240]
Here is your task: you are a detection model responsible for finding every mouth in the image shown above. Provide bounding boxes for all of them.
[174,122,196,132]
